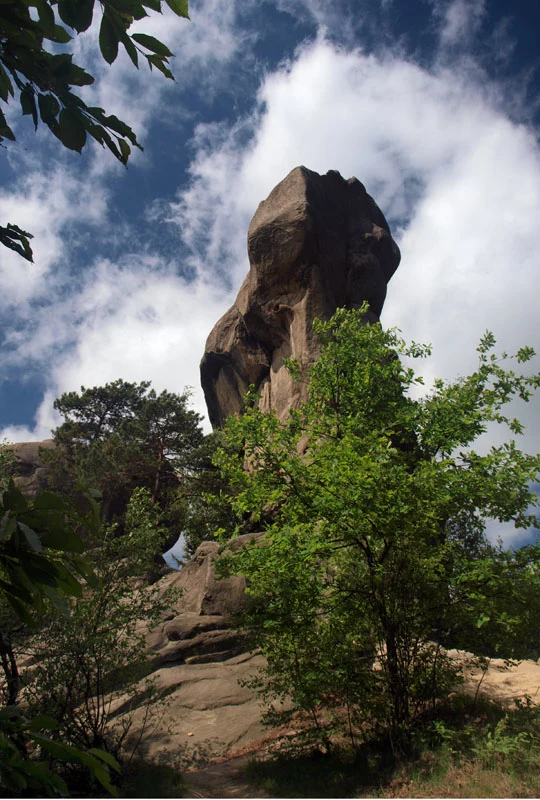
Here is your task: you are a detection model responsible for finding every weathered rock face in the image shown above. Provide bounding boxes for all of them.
[200,166,400,428]
[145,533,262,669]
[8,440,55,499]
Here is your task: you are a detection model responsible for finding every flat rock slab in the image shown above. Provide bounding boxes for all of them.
[459,654,540,704]
[121,651,268,768]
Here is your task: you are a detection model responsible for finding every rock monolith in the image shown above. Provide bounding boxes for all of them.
[200,166,400,427]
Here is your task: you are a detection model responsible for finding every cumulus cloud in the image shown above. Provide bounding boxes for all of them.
[164,34,540,466]
[0,257,232,441]
[1,2,539,554]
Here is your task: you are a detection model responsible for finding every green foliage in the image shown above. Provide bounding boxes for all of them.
[0,483,120,795]
[245,694,540,798]
[0,706,120,797]
[25,486,175,771]
[179,430,241,558]
[0,0,189,259]
[44,379,205,554]
[0,439,16,492]
[216,305,540,748]
[0,481,98,624]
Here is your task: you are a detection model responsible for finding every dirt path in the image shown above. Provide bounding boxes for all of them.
[183,755,269,799]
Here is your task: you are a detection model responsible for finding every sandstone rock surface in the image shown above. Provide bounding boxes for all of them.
[114,536,270,767]
[145,534,261,669]
[8,439,55,499]
[200,166,401,427]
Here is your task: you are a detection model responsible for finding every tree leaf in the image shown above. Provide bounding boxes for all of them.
[118,137,130,164]
[132,32,172,56]
[0,223,33,260]
[146,53,174,80]
[54,108,87,152]
[20,86,38,129]
[88,748,121,772]
[33,492,70,512]
[37,93,60,124]
[40,524,85,553]
[99,14,119,64]
[0,63,14,102]
[0,514,17,541]
[0,577,33,603]
[3,485,28,513]
[57,0,94,32]
[45,24,73,44]
[35,0,56,37]
[120,31,139,68]
[28,714,60,732]
[18,521,43,553]
[66,63,94,86]
[0,112,15,142]
[165,0,189,18]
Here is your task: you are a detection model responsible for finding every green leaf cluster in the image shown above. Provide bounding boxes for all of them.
[0,482,98,624]
[0,482,122,795]
[24,487,177,770]
[0,0,189,260]
[0,706,119,796]
[216,305,540,747]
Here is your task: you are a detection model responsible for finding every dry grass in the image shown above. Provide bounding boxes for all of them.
[382,754,540,798]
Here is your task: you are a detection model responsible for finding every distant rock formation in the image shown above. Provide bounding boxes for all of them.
[200,166,400,428]
[8,440,55,499]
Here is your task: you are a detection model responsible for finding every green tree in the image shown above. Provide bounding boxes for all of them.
[216,306,540,749]
[25,487,174,772]
[0,0,189,260]
[0,482,120,796]
[0,439,16,492]
[44,379,204,552]
[179,430,241,558]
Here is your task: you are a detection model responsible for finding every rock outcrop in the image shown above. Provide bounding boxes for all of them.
[8,439,55,499]
[200,166,400,427]
[146,534,261,669]
[119,536,270,766]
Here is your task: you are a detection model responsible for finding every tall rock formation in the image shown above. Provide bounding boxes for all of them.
[200,166,400,428]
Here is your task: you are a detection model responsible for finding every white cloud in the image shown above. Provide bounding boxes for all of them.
[2,7,540,559]
[51,262,231,424]
[0,258,232,441]
[163,36,540,462]
[431,0,487,48]
[0,165,109,305]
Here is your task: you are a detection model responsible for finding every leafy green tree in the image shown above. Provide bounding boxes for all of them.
[44,379,204,552]
[25,487,174,773]
[0,439,16,492]
[216,306,540,749]
[0,0,189,260]
[0,482,119,796]
[179,430,241,558]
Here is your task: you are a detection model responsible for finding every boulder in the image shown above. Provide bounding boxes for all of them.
[145,534,262,668]
[8,439,55,499]
[200,166,400,427]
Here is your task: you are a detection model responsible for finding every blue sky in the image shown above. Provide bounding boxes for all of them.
[1,0,539,547]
